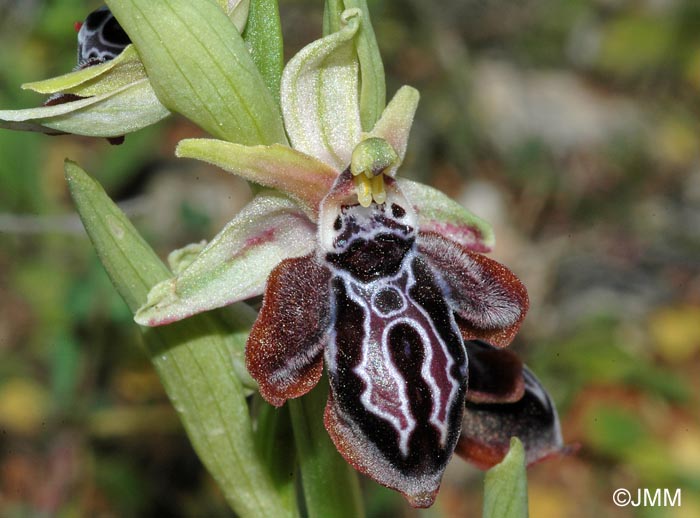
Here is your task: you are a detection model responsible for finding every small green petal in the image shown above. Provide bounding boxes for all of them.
[23,45,145,97]
[0,80,170,137]
[135,192,316,327]
[483,437,529,518]
[369,85,420,177]
[177,139,337,218]
[281,8,362,170]
[106,0,286,145]
[399,179,496,252]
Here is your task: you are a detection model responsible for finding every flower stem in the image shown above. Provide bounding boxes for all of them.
[289,377,365,518]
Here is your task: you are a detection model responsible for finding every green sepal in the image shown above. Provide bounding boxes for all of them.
[281,8,362,171]
[483,437,529,518]
[399,179,496,252]
[244,0,284,106]
[23,45,145,97]
[289,378,365,518]
[322,0,385,130]
[65,160,290,517]
[0,79,170,137]
[106,0,287,145]
[135,191,316,327]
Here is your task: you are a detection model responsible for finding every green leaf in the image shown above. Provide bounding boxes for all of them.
[65,161,291,518]
[106,0,287,145]
[135,191,316,327]
[289,378,365,518]
[244,0,284,106]
[254,400,299,516]
[176,139,338,217]
[398,179,495,252]
[483,437,529,518]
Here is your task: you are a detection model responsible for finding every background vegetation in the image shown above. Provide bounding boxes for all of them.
[1,0,699,516]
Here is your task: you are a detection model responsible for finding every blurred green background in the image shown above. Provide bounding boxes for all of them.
[1,0,699,516]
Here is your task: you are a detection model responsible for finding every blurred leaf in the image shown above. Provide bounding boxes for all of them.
[65,160,291,517]
[530,317,691,405]
[243,0,284,106]
[50,334,81,410]
[483,437,528,518]
[95,457,150,516]
[105,0,287,145]
[598,16,674,77]
[583,404,648,457]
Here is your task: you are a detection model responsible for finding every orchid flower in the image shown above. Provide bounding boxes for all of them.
[129,8,565,508]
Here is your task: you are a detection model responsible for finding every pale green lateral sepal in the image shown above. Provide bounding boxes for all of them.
[0,80,170,137]
[483,437,529,518]
[177,139,337,218]
[64,160,291,517]
[135,192,316,327]
[106,0,286,145]
[281,8,362,171]
[369,86,419,177]
[23,45,145,97]
[399,179,496,253]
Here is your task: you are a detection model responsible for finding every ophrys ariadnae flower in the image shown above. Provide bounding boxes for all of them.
[129,7,565,508]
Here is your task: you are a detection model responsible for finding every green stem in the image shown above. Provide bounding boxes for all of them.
[65,160,291,518]
[289,377,365,518]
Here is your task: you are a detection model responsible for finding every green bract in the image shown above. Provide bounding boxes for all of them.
[483,438,529,518]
